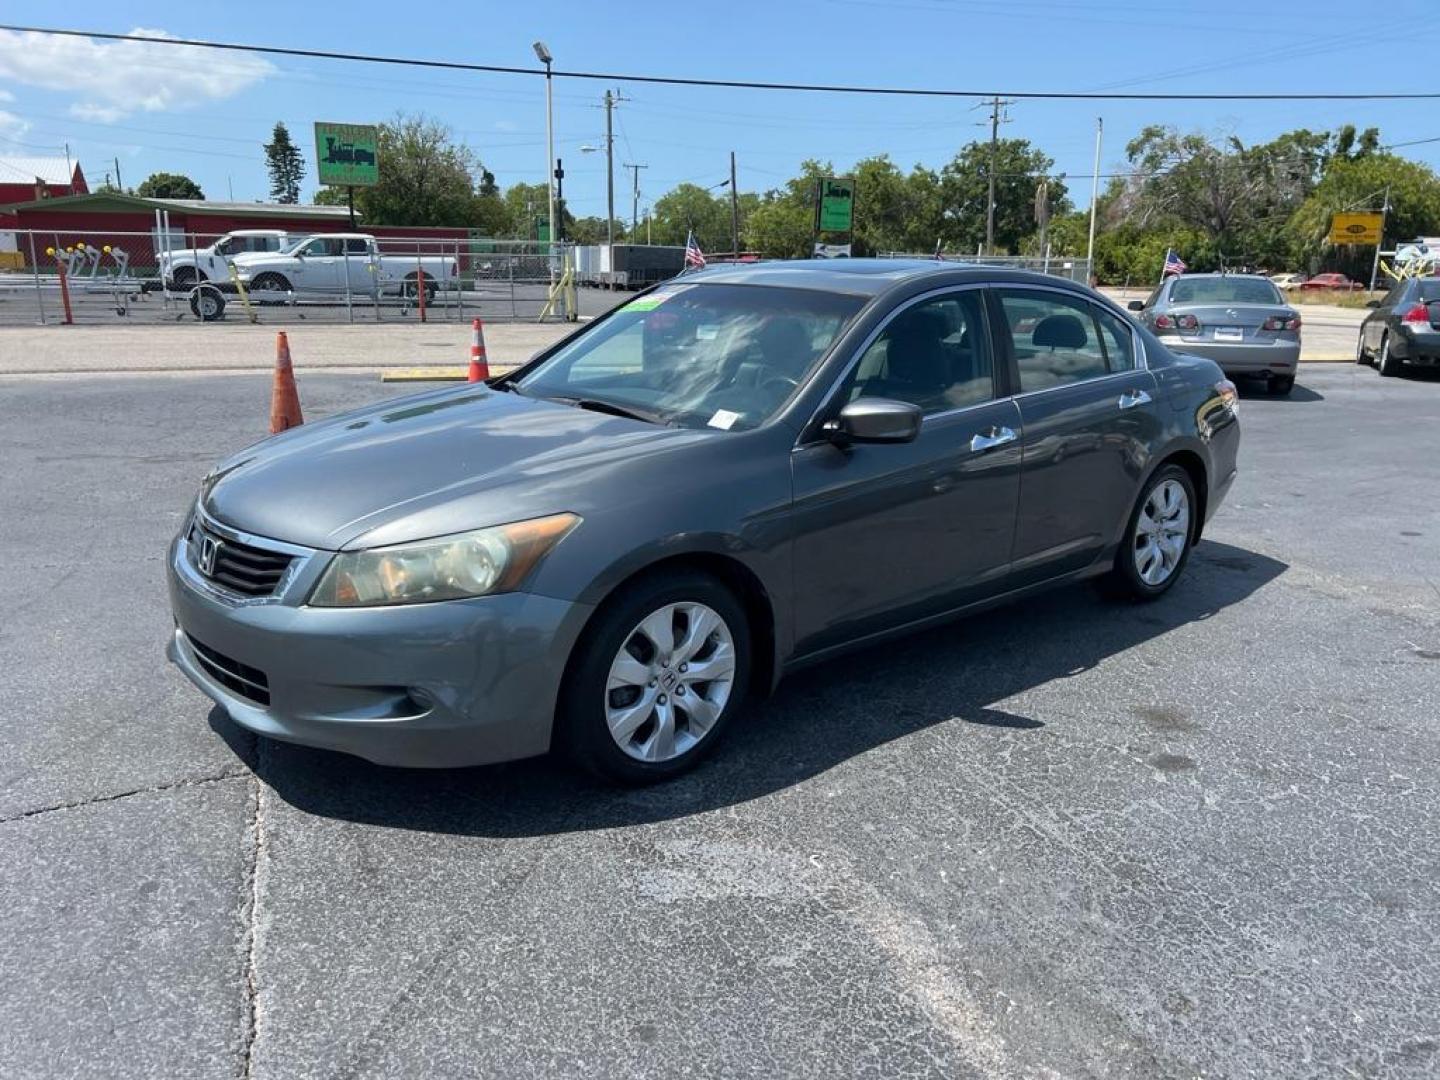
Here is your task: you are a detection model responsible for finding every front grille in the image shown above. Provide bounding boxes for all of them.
[187,635,271,706]
[188,519,294,598]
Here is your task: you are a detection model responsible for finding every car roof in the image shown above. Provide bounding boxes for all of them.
[679,258,1092,298]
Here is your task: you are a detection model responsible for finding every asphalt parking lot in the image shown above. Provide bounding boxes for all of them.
[2,362,1438,1078]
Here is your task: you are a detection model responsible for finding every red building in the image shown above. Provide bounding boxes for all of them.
[0,157,88,208]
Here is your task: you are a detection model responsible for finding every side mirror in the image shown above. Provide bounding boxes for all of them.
[823,398,922,445]
[1127,300,1145,312]
[1365,299,1382,308]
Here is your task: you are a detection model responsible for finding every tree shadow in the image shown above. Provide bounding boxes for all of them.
[221,539,1286,838]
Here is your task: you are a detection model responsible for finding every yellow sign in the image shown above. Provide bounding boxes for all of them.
[1328,211,1383,246]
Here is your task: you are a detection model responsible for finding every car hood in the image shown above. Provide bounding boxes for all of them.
[202,386,696,550]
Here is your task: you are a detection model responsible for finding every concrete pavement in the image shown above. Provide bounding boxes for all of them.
[2,363,1438,1077]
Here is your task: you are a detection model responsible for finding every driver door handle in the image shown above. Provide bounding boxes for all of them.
[970,425,1018,453]
[1118,388,1152,410]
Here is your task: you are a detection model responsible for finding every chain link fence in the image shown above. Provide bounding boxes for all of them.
[0,229,579,326]
[878,252,1094,285]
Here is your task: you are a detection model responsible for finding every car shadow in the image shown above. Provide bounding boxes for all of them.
[220,539,1286,838]
[1233,376,1324,403]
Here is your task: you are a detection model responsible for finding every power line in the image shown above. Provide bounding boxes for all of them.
[4,25,1440,101]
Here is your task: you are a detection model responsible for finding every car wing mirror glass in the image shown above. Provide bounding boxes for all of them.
[1127,300,1145,312]
[823,398,922,445]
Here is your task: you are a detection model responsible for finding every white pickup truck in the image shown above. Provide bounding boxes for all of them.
[159,230,298,288]
[232,233,458,300]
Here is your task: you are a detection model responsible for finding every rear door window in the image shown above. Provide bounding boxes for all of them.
[1093,306,1138,371]
[996,290,1110,392]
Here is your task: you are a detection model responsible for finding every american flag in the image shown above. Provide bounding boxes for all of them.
[1162,249,1187,277]
[684,230,706,271]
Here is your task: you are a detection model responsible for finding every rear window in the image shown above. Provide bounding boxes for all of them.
[1170,277,1283,305]
[1416,280,1440,302]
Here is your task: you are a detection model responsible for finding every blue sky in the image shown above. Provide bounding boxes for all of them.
[2,1,1438,216]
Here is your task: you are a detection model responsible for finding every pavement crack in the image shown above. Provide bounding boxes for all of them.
[0,769,250,825]
[238,772,268,1080]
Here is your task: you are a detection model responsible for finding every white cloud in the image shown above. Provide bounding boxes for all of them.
[0,88,15,102]
[0,109,29,138]
[0,27,274,121]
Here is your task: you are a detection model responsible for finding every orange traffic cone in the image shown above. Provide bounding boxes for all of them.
[467,317,490,382]
[269,331,305,434]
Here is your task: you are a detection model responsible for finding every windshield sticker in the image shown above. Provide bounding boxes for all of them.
[627,295,668,311]
[707,409,741,431]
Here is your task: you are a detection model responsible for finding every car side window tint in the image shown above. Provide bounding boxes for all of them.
[841,291,994,415]
[1093,305,1137,371]
[997,290,1110,392]
[344,238,369,255]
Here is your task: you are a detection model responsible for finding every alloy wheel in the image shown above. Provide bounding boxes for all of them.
[604,602,736,763]
[1132,479,1190,587]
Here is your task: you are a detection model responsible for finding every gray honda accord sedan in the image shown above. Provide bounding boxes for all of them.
[167,260,1240,783]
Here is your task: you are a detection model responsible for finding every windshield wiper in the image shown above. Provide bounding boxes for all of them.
[550,396,670,425]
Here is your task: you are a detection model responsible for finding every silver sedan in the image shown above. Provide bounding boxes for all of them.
[1130,274,1301,395]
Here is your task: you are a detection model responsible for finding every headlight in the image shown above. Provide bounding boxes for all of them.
[309,513,580,607]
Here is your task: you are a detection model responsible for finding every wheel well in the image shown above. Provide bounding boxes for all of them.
[1157,449,1208,542]
[572,553,778,699]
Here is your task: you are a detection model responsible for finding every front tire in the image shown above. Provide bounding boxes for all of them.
[557,571,752,784]
[1377,334,1403,377]
[249,272,290,296]
[1355,332,1371,365]
[1106,465,1197,601]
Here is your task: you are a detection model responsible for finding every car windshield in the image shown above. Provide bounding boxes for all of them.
[1170,277,1283,305]
[513,282,865,431]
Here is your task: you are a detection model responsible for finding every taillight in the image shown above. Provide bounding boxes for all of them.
[1263,315,1302,332]
[1176,313,1199,331]
[1154,313,1174,330]
[1402,302,1431,325]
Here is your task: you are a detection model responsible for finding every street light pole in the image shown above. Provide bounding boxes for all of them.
[604,90,616,252]
[1086,117,1103,285]
[532,42,556,268]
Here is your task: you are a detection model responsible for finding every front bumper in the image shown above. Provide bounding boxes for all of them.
[1168,337,1300,375]
[165,530,592,768]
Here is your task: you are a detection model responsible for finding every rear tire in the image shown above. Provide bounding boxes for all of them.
[1377,334,1402,377]
[557,570,752,785]
[403,274,437,304]
[1355,332,1371,365]
[1267,375,1295,395]
[1104,464,1197,602]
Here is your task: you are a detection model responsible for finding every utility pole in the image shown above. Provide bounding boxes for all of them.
[1086,117,1103,285]
[984,97,1013,256]
[1369,185,1391,293]
[604,90,616,252]
[623,162,648,233]
[729,151,740,258]
[113,156,123,192]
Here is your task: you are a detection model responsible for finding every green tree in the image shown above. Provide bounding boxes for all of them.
[263,122,305,204]
[938,139,1067,254]
[136,172,203,200]
[741,160,831,258]
[502,182,573,240]
[648,184,731,251]
[1289,153,1440,276]
[850,156,944,256]
[568,216,628,245]
[351,113,479,227]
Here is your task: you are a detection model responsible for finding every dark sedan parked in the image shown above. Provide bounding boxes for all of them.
[1357,277,1440,376]
[167,261,1240,783]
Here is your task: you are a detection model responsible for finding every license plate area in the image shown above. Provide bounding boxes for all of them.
[1214,326,1244,342]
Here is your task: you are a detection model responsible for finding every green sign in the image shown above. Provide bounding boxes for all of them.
[314,122,379,187]
[816,177,855,233]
